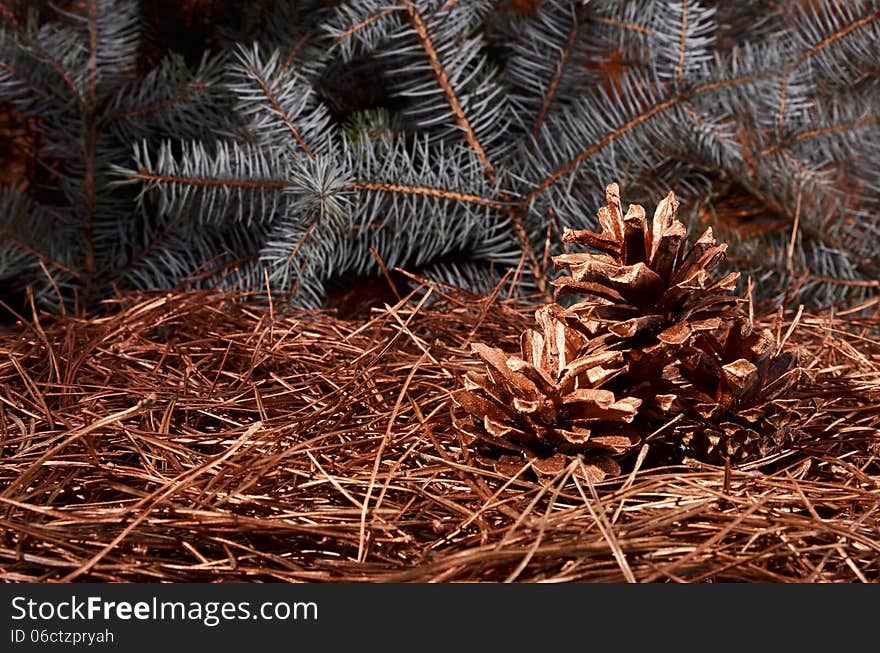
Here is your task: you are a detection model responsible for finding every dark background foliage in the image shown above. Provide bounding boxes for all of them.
[1,0,878,319]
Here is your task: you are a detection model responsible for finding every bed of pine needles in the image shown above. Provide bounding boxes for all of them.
[0,278,878,583]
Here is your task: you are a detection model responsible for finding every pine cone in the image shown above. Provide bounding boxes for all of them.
[453,305,642,481]
[673,317,804,462]
[553,183,741,347]
[455,182,806,479]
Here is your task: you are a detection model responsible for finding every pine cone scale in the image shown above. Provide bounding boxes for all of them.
[650,220,687,281]
[622,204,648,264]
[470,343,541,399]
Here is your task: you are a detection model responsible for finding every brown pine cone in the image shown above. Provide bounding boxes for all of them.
[673,317,805,462]
[553,182,741,348]
[453,305,642,481]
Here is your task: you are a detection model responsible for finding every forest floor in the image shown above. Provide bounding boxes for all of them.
[0,283,878,582]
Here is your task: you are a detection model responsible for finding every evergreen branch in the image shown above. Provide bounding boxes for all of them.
[119,139,293,227]
[530,2,590,139]
[28,42,84,108]
[87,0,98,103]
[739,181,880,284]
[759,116,878,157]
[522,75,765,207]
[111,53,230,142]
[676,1,689,86]
[795,5,880,67]
[0,59,57,105]
[126,169,292,191]
[5,0,876,308]
[775,73,787,135]
[678,101,739,167]
[123,221,266,291]
[259,133,524,304]
[404,1,494,178]
[780,150,831,186]
[502,205,549,298]
[650,0,716,84]
[400,1,546,295]
[82,0,99,286]
[0,188,81,284]
[284,215,318,262]
[281,34,311,75]
[333,6,401,42]
[769,3,879,140]
[246,61,315,158]
[594,15,655,36]
[349,181,508,211]
[119,225,171,274]
[53,0,140,94]
[231,44,332,155]
[114,81,206,122]
[0,227,81,280]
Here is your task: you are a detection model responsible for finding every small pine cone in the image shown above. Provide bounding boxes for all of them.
[453,305,642,481]
[673,318,805,463]
[553,183,740,348]
[675,418,797,464]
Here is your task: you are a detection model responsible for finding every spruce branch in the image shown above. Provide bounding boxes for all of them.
[515,1,878,301]
[5,0,877,309]
[231,44,333,157]
[111,53,230,142]
[403,0,548,296]
[404,1,494,177]
[121,140,291,227]
[83,0,100,287]
[349,181,508,211]
[528,2,591,139]
[116,79,205,122]
[522,74,763,207]
[332,6,399,45]
[126,169,292,191]
[0,0,238,304]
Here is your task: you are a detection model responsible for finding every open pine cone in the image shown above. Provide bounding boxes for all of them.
[553,183,740,348]
[454,182,806,481]
[673,317,804,462]
[453,305,642,481]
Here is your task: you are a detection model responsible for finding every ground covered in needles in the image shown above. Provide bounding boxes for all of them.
[0,284,878,582]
